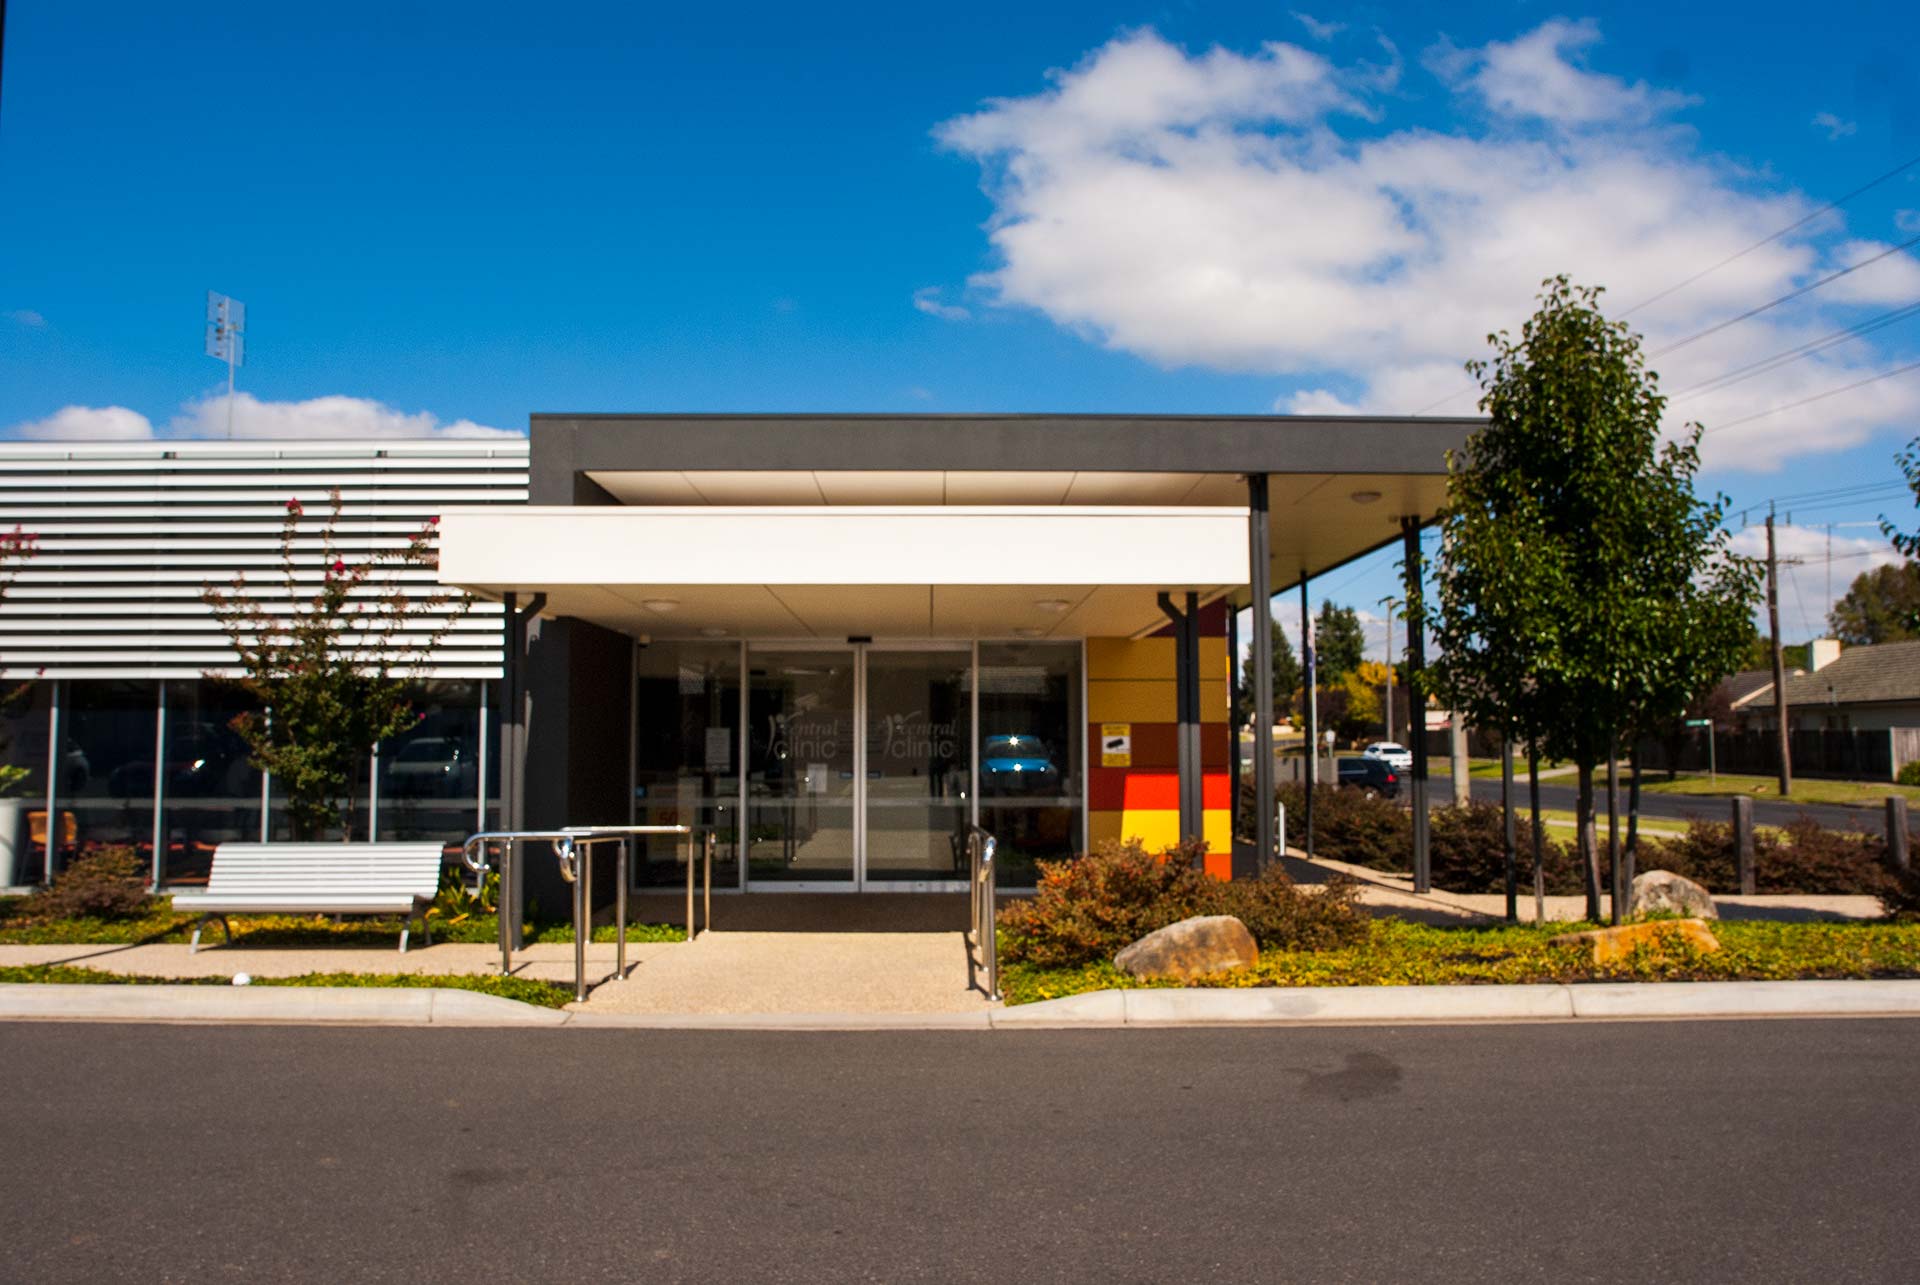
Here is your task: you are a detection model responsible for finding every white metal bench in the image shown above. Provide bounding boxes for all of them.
[170,842,447,953]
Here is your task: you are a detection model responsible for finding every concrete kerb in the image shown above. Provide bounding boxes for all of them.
[7,979,1920,1028]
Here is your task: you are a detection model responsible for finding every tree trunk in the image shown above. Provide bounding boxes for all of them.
[1528,740,1545,923]
[1500,736,1517,923]
[1606,739,1622,926]
[1578,762,1602,922]
[1624,746,1642,903]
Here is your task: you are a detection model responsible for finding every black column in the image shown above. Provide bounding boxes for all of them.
[1300,577,1315,860]
[1402,517,1431,893]
[1157,592,1202,847]
[1248,476,1275,872]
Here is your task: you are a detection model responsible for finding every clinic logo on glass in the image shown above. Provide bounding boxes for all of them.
[767,711,843,761]
[878,710,958,762]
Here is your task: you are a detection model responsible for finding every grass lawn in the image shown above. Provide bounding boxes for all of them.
[0,962,574,1008]
[0,897,685,948]
[998,918,1920,1005]
[1633,772,1920,808]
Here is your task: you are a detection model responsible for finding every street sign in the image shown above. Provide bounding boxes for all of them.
[1684,718,1712,727]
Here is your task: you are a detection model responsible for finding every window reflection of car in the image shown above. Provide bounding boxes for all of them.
[105,722,251,798]
[981,734,1059,796]
[384,738,477,798]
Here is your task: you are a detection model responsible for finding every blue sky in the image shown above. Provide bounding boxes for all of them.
[2,0,1917,651]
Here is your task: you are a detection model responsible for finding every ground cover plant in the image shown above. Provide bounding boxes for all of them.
[998,917,1920,1005]
[0,962,573,1009]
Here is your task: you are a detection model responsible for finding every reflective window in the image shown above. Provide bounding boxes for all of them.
[864,649,971,883]
[378,680,482,854]
[977,642,1083,886]
[746,648,854,884]
[158,682,262,887]
[0,682,52,885]
[61,680,158,872]
[635,642,742,887]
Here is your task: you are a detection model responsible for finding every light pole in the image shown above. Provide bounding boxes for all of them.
[1378,595,1400,744]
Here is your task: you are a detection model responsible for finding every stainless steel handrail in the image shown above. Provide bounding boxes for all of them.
[460,824,711,1003]
[965,825,1000,1001]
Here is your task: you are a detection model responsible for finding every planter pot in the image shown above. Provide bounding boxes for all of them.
[0,797,25,887]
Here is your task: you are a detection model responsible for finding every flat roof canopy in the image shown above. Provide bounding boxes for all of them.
[438,505,1248,639]
[530,414,1474,595]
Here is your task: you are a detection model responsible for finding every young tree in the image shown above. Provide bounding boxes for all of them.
[0,526,39,796]
[1312,602,1365,684]
[202,490,468,840]
[1238,618,1301,723]
[1433,276,1761,922]
[1828,561,1920,644]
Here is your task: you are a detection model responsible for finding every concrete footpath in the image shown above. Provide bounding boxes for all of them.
[7,978,1920,1030]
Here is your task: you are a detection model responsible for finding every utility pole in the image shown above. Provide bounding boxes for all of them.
[1767,508,1792,796]
[1379,595,1399,744]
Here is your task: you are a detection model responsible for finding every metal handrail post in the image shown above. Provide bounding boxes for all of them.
[703,830,714,937]
[964,825,999,1001]
[685,834,695,940]
[569,837,587,1003]
[616,838,629,977]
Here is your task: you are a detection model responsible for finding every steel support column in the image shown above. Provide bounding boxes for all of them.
[1300,579,1315,859]
[1248,475,1275,872]
[1157,591,1203,847]
[1226,602,1240,844]
[1403,517,1431,893]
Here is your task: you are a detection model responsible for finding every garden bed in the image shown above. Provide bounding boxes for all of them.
[0,963,574,1009]
[0,899,685,948]
[1000,918,1920,1005]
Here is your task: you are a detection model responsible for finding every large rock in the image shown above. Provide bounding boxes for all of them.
[1114,915,1259,981]
[1629,870,1719,921]
[1549,918,1720,964]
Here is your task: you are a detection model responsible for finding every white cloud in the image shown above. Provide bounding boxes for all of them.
[11,405,154,440]
[1900,210,1920,234]
[7,394,519,443]
[1811,111,1857,141]
[1727,522,1902,636]
[911,287,970,321]
[1429,18,1695,126]
[1291,12,1344,42]
[168,392,518,440]
[936,23,1920,470]
[6,309,46,329]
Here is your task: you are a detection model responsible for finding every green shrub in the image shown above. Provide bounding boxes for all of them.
[1428,802,1586,896]
[22,846,153,921]
[1899,762,1920,787]
[1634,816,1894,897]
[997,838,1366,968]
[1273,781,1411,871]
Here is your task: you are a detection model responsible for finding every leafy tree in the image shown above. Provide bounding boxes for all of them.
[1431,276,1761,922]
[1828,561,1920,645]
[1238,618,1300,723]
[202,489,468,840]
[0,526,39,796]
[1312,601,1365,684]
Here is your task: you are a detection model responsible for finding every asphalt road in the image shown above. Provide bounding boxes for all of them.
[4,1020,1917,1282]
[1463,773,1879,833]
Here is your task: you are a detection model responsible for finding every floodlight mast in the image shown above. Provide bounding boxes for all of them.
[204,291,246,439]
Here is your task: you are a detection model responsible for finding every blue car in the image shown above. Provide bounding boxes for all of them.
[981,734,1060,795]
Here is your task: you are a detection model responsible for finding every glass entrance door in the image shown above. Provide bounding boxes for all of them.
[744,644,972,889]
[862,647,972,886]
[746,647,857,886]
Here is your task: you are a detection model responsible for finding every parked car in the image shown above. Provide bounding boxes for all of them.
[1361,741,1413,772]
[1336,756,1401,799]
[384,737,478,798]
[980,734,1060,796]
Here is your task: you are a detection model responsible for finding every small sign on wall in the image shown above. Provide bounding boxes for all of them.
[1100,723,1132,767]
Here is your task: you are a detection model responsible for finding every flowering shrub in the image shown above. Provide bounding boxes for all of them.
[997,838,1366,968]
[22,845,153,920]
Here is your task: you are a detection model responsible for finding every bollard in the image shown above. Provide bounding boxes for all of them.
[1733,796,1756,895]
[1889,797,1912,873]
[1275,801,1286,863]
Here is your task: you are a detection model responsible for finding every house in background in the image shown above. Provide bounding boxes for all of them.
[1778,638,1920,733]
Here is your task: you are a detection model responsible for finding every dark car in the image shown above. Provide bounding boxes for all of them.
[1336,756,1400,799]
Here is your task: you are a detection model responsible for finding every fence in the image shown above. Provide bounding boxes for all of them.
[1637,727,1913,782]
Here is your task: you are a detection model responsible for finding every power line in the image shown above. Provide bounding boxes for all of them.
[1701,356,1920,435]
[1651,232,1920,359]
[1621,152,1920,318]
[1669,299,1920,402]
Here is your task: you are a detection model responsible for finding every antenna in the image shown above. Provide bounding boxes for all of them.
[205,291,246,439]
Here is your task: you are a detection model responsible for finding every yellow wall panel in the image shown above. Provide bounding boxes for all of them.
[1199,636,1227,676]
[1118,809,1182,851]
[1200,678,1229,723]
[1088,679,1178,723]
[1202,809,1232,856]
[1086,636,1175,680]
[1088,810,1125,848]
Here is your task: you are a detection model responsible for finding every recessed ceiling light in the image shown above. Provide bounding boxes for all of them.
[700,626,729,638]
[1012,627,1043,638]
[1034,598,1073,613]
[1350,490,1383,505]
[642,598,680,613]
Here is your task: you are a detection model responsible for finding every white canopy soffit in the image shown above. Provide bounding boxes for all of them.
[437,505,1249,640]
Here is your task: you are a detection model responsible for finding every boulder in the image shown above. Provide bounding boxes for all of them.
[1629,870,1719,921]
[1114,915,1259,981]
[1549,918,1720,964]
